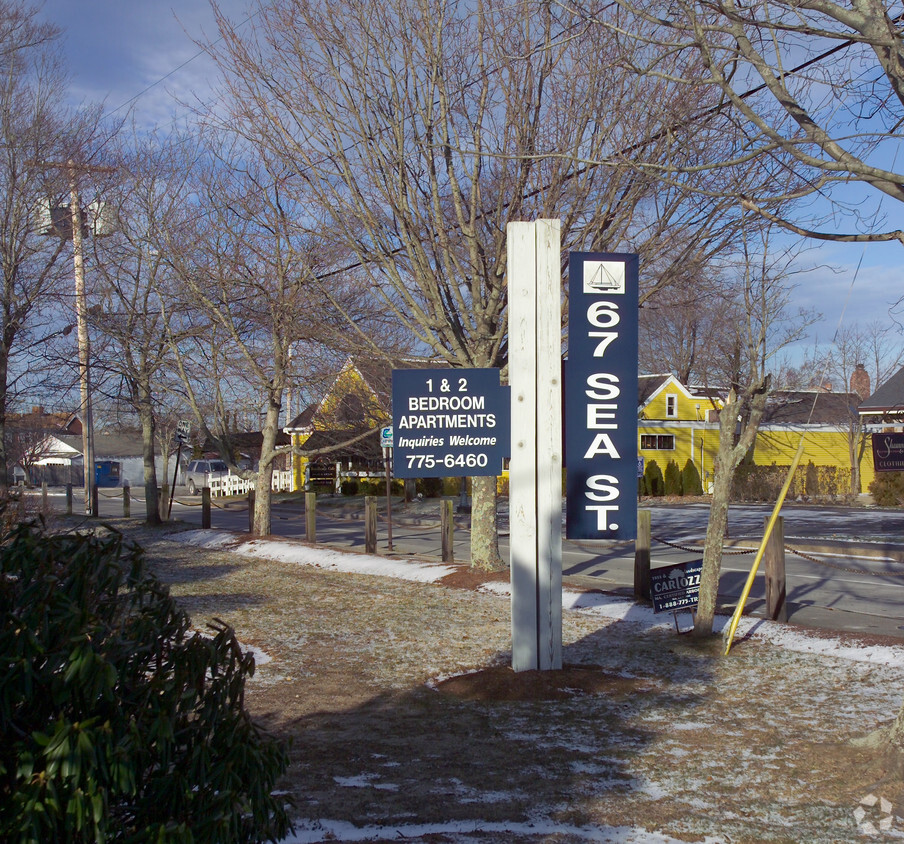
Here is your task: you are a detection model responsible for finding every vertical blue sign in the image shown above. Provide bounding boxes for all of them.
[565,252,638,541]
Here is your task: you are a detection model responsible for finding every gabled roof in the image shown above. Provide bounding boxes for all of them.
[285,355,443,433]
[638,374,670,405]
[638,373,723,409]
[858,366,904,416]
[762,390,859,425]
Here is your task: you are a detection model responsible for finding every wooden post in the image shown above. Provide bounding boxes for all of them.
[441,498,454,563]
[508,219,563,672]
[635,509,651,601]
[122,486,130,518]
[66,483,73,515]
[305,492,316,541]
[91,484,98,518]
[365,495,377,554]
[765,515,788,622]
[202,488,211,529]
[41,481,48,514]
[248,489,255,533]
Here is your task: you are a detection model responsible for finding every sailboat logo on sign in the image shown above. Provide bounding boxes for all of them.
[583,261,626,295]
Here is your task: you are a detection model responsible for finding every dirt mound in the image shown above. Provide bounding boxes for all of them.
[435,664,659,701]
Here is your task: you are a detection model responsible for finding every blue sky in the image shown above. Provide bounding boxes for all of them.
[38,1,904,376]
[42,0,250,128]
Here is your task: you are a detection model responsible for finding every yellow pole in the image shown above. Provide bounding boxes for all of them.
[724,438,806,655]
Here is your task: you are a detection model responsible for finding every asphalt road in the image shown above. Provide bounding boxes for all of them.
[50,487,904,640]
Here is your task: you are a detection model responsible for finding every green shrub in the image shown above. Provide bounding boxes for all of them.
[869,472,904,506]
[681,459,704,496]
[644,459,664,497]
[664,459,682,496]
[0,523,291,844]
[340,479,359,496]
[805,460,819,497]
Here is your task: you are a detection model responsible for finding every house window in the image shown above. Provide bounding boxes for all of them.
[665,394,677,418]
[640,434,675,450]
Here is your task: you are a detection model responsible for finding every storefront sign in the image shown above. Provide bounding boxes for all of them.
[872,432,904,472]
[391,368,510,478]
[564,252,639,540]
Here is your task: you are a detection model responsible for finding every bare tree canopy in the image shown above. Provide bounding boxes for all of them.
[573,0,904,242]
[200,0,780,566]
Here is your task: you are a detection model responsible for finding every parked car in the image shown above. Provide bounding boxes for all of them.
[184,459,228,495]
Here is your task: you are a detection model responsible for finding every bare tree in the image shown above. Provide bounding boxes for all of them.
[799,322,904,493]
[202,0,766,568]
[578,0,904,244]
[85,132,199,523]
[0,1,91,495]
[694,226,818,635]
[161,130,397,534]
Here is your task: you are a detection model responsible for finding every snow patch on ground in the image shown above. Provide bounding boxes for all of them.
[173,529,904,670]
[282,818,726,843]
[174,531,456,583]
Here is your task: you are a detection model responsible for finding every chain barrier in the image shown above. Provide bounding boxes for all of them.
[94,487,237,511]
[312,506,466,532]
[654,532,904,579]
[785,545,904,578]
[652,535,755,556]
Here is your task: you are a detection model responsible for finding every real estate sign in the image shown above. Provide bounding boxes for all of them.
[565,252,639,541]
[650,560,703,613]
[391,368,510,478]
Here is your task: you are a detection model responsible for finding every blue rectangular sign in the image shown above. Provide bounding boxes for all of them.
[565,252,638,540]
[391,368,510,478]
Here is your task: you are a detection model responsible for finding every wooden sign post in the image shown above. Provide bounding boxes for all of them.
[507,219,563,672]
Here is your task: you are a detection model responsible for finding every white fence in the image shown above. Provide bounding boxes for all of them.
[207,470,293,497]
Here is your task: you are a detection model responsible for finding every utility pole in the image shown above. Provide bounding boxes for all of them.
[30,159,115,515]
[69,167,94,515]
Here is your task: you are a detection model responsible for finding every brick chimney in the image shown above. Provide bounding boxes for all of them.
[850,363,871,401]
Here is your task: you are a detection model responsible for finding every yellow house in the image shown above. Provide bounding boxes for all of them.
[638,374,873,496]
[638,374,723,489]
[284,358,391,491]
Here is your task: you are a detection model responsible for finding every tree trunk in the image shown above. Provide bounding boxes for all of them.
[694,466,732,635]
[252,395,281,536]
[694,381,770,636]
[137,381,161,526]
[470,475,503,570]
[0,345,9,499]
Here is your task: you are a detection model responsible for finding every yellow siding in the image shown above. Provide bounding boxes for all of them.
[638,423,720,488]
[317,363,387,428]
[292,432,312,490]
[754,427,875,493]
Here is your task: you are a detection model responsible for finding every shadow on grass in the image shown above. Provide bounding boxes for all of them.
[253,623,721,833]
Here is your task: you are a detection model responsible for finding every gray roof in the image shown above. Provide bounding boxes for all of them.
[858,366,904,415]
[57,433,146,458]
[763,391,859,425]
